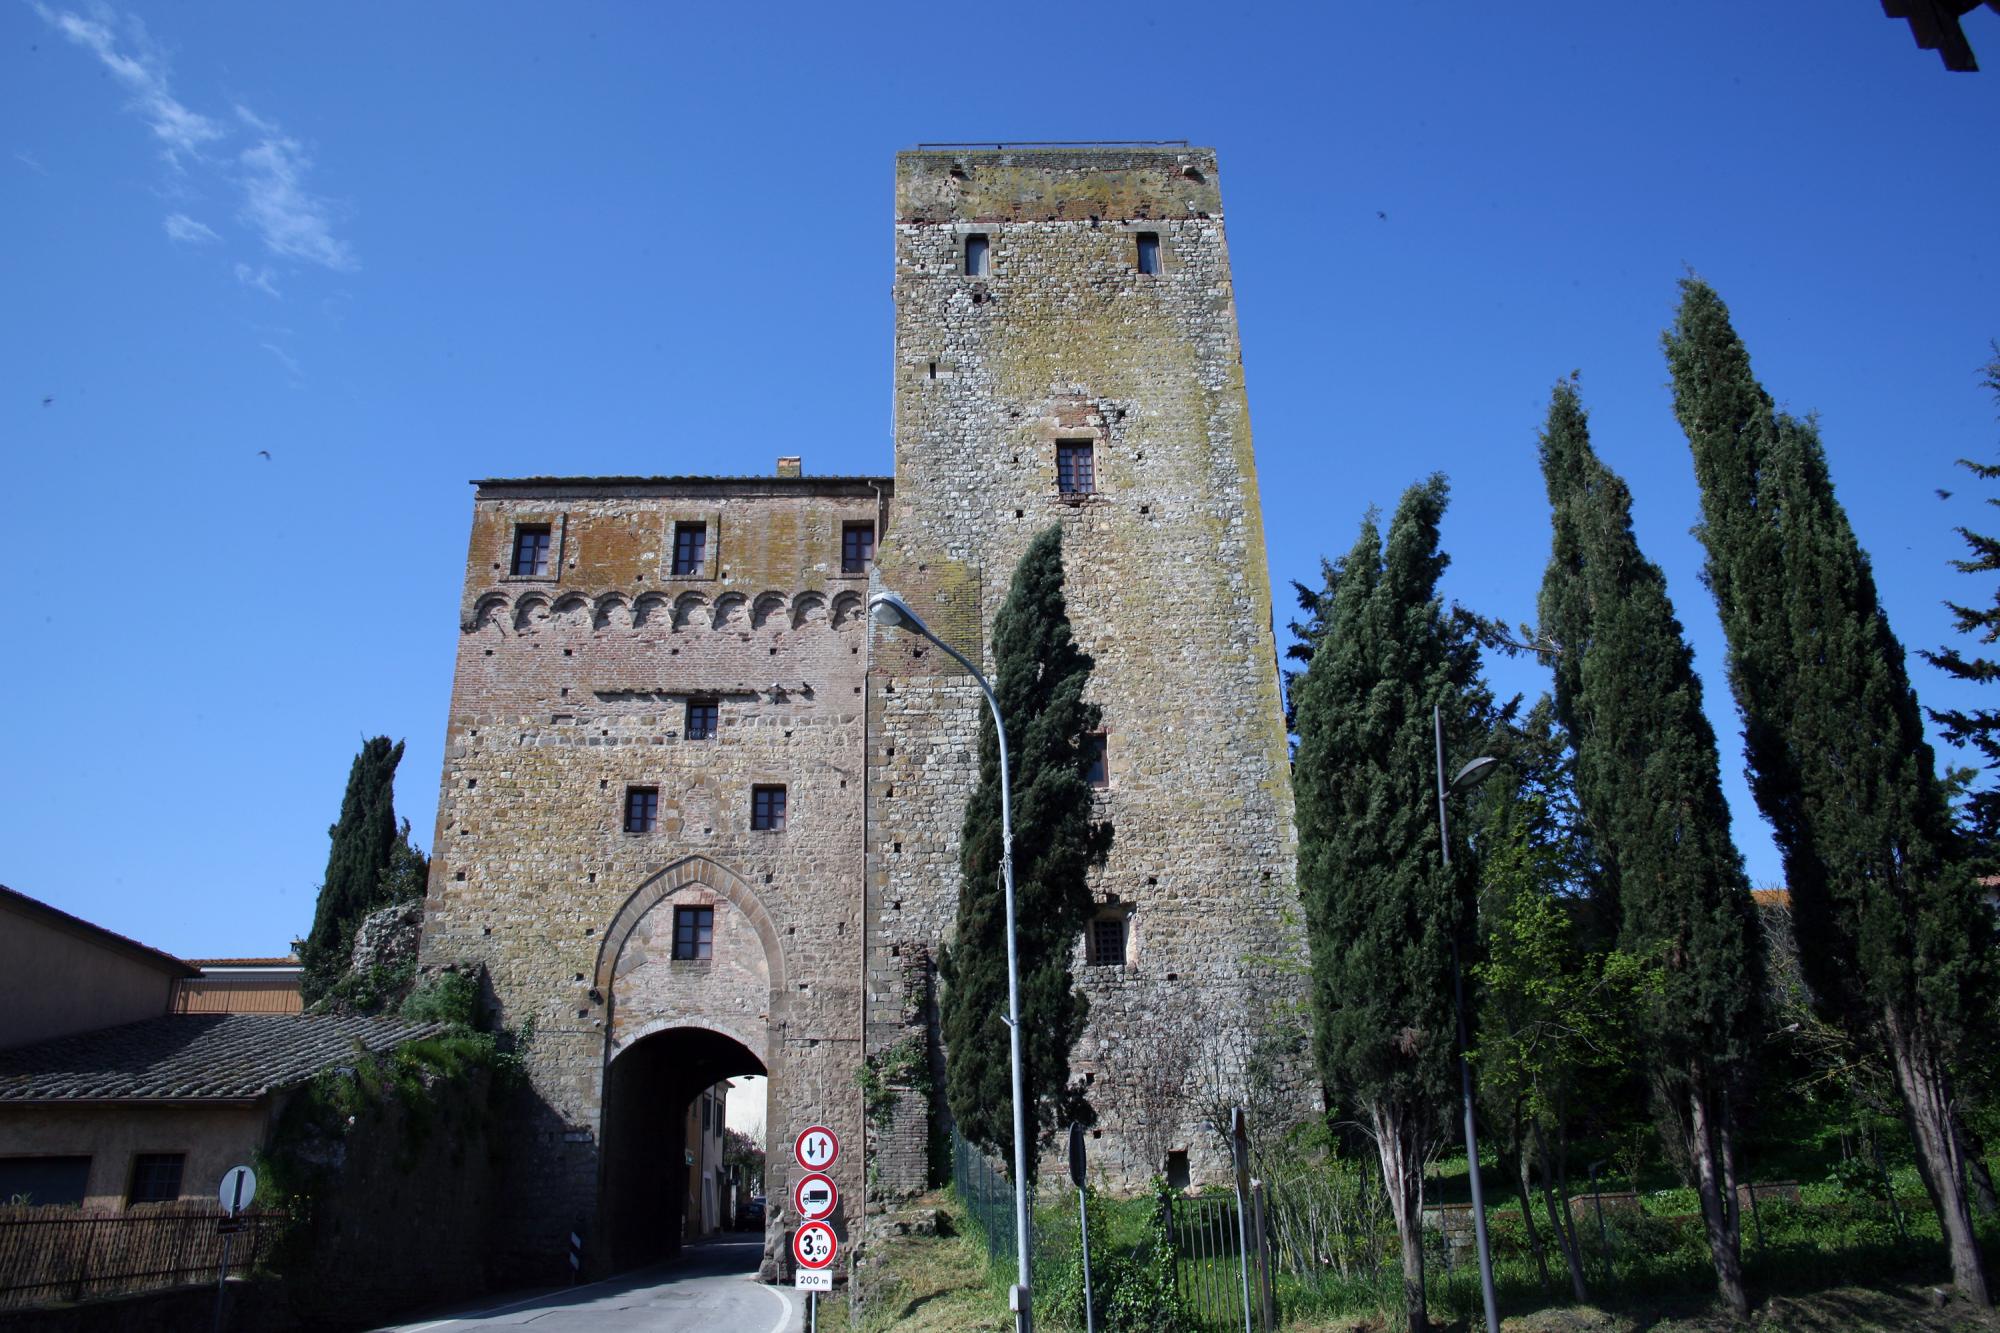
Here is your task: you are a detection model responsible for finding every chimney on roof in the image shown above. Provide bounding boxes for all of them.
[776,456,802,478]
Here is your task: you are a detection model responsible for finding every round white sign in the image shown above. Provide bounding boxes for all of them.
[218,1165,257,1217]
[794,1124,839,1171]
[794,1171,838,1222]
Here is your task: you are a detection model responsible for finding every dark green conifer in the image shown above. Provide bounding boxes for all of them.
[1921,345,2000,866]
[1536,379,1762,1316]
[300,737,421,1004]
[1667,281,1998,1304]
[940,527,1112,1182]
[1292,476,1488,1333]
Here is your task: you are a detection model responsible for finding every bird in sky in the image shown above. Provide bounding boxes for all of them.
[1937,488,1954,500]
[41,395,53,407]
[257,450,271,460]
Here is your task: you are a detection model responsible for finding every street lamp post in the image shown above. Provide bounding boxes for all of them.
[1433,704,1500,1333]
[871,591,1035,1333]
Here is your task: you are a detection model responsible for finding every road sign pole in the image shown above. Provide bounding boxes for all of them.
[211,1234,232,1333]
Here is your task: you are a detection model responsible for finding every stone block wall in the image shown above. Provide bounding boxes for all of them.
[419,475,885,1275]
[870,147,1314,1193]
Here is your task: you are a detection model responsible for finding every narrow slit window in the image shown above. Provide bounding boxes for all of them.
[672,522,707,576]
[685,699,718,740]
[624,786,659,833]
[511,524,552,576]
[1085,733,1109,788]
[1136,232,1160,275]
[964,233,989,277]
[842,522,876,573]
[673,905,714,961]
[1057,441,1096,495]
[752,784,787,831]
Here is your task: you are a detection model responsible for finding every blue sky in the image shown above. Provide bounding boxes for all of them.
[4,2,1997,958]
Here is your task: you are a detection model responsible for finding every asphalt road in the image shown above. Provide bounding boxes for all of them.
[377,1236,799,1333]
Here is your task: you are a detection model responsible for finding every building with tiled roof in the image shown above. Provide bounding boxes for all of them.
[0,888,442,1212]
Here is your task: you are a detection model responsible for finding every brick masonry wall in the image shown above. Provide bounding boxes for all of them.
[870,147,1315,1193]
[419,479,884,1276]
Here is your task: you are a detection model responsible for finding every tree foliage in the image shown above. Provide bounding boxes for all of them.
[300,738,428,1005]
[1292,475,1492,1332]
[1666,279,1998,1302]
[1920,344,2000,866]
[940,526,1112,1182]
[1535,377,1763,1311]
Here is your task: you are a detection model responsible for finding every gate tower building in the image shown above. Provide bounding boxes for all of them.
[418,145,1309,1280]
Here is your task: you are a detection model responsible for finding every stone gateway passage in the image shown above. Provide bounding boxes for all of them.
[417,146,1312,1280]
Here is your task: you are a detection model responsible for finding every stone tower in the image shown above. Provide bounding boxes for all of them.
[866,145,1310,1192]
[418,146,1308,1281]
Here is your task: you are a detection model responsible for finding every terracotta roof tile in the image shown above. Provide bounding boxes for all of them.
[0,1014,446,1102]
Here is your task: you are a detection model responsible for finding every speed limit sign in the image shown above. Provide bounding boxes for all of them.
[794,1219,838,1270]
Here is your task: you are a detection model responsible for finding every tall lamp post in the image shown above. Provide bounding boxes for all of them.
[871,591,1035,1333]
[1434,704,1500,1333]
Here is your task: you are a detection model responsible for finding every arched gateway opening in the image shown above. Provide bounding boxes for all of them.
[599,1026,763,1270]
[593,855,784,1273]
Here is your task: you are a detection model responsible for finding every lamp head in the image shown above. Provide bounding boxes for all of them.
[1450,756,1501,793]
[868,591,929,638]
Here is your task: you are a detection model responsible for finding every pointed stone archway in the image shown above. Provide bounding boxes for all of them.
[592,855,788,1271]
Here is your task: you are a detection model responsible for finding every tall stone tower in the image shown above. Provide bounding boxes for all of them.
[867,145,1310,1191]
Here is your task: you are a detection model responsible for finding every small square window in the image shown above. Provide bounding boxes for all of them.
[1089,915,1127,967]
[752,785,787,831]
[842,522,876,574]
[624,786,659,833]
[127,1153,184,1205]
[964,233,989,277]
[1057,441,1096,495]
[1165,1149,1190,1190]
[672,522,708,577]
[511,524,552,576]
[1136,232,1160,275]
[673,906,714,961]
[686,699,718,740]
[1085,734,1109,788]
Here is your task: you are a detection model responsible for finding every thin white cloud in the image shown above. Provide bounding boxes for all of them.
[33,5,224,165]
[164,212,219,244]
[259,341,302,378]
[15,150,49,175]
[35,7,359,280]
[233,262,281,297]
[235,109,356,272]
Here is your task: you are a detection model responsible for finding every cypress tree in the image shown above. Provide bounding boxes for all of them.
[1667,280,1999,1304]
[301,737,416,1004]
[1920,344,2000,867]
[1536,379,1763,1316]
[940,527,1112,1182]
[1293,476,1488,1333]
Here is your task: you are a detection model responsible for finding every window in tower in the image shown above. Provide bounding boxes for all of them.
[623,786,659,833]
[672,522,707,576]
[752,784,787,831]
[1089,913,1128,967]
[964,233,989,277]
[1085,732,1109,788]
[685,699,718,740]
[673,905,714,961]
[1057,441,1096,495]
[842,522,876,573]
[511,524,552,576]
[1136,232,1161,275]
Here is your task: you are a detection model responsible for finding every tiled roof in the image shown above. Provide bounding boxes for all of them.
[187,958,301,969]
[0,1014,446,1103]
